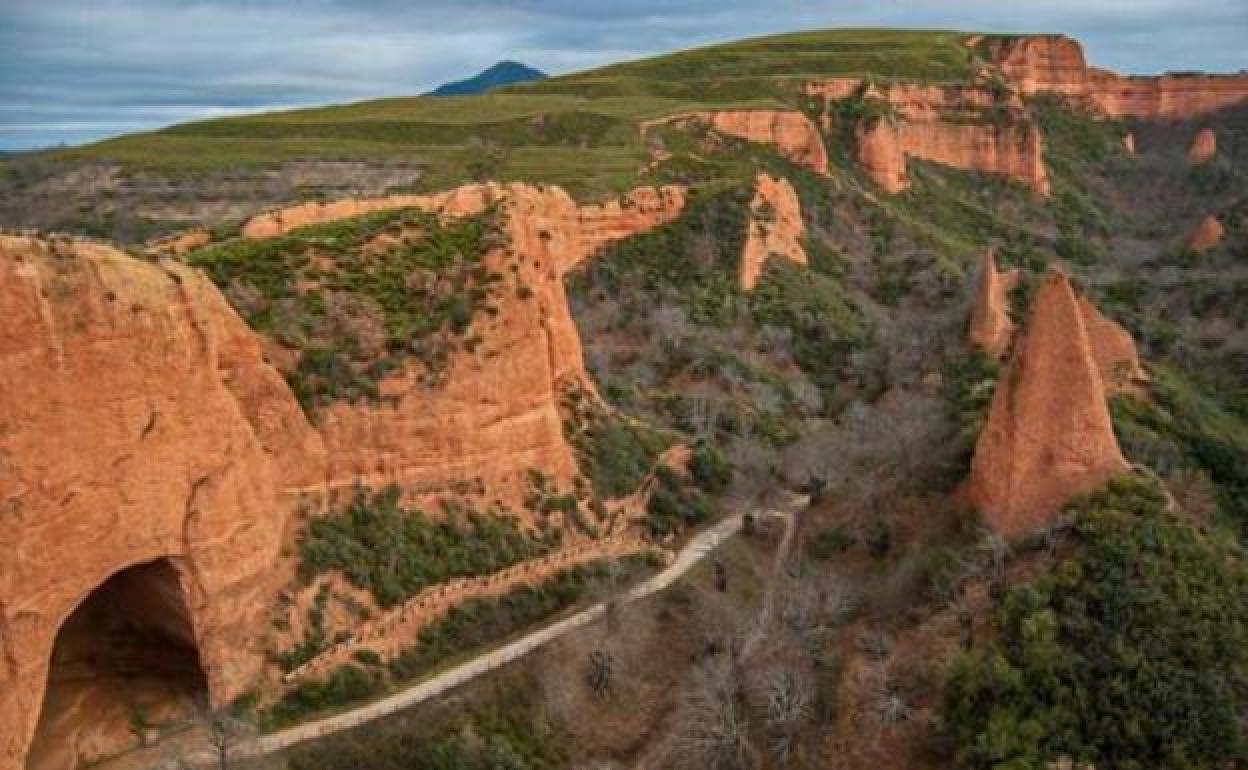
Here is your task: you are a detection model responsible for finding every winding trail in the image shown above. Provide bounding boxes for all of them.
[157,508,787,765]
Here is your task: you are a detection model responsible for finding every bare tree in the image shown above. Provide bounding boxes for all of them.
[661,656,758,770]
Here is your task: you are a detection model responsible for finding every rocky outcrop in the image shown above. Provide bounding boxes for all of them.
[297,183,688,503]
[740,173,807,290]
[967,270,1129,537]
[1187,128,1217,165]
[146,228,211,257]
[0,235,320,770]
[968,250,1020,358]
[640,110,828,174]
[1,182,687,770]
[985,35,1248,120]
[1077,296,1147,393]
[1188,214,1225,252]
[807,80,1051,195]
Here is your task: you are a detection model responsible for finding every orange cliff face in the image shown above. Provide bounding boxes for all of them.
[1,182,686,770]
[807,80,1051,196]
[0,236,323,770]
[740,172,807,291]
[1187,128,1217,165]
[1189,214,1225,253]
[968,250,1020,358]
[640,110,828,175]
[283,183,689,503]
[967,271,1130,538]
[985,34,1248,120]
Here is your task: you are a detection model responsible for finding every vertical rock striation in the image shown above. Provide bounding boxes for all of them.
[968,250,1020,358]
[967,270,1129,537]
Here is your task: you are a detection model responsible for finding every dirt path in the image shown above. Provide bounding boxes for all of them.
[115,507,792,768]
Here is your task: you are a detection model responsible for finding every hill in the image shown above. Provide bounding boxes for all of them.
[3,26,1248,770]
[427,60,547,96]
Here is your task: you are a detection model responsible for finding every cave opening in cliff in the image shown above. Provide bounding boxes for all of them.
[26,558,209,770]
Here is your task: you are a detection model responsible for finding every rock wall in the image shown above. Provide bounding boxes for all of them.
[1,182,687,769]
[640,110,828,174]
[246,183,687,504]
[967,270,1129,537]
[740,172,807,290]
[807,80,1051,195]
[985,35,1248,120]
[967,250,1020,358]
[1187,128,1217,165]
[0,236,320,770]
[1189,214,1225,252]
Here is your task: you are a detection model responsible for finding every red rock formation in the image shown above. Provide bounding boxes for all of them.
[299,183,688,503]
[740,172,807,290]
[1188,214,1225,252]
[146,228,211,257]
[967,270,1129,537]
[985,35,1248,120]
[968,250,1020,358]
[1187,128,1217,165]
[0,235,321,770]
[640,110,828,174]
[807,80,1051,195]
[1,182,687,770]
[1077,296,1147,393]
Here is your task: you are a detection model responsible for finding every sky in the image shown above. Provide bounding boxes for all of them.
[1,0,1246,151]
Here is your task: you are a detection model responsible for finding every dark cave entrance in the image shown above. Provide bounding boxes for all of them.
[27,559,209,770]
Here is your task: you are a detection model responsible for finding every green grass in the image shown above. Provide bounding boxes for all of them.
[42,28,983,187]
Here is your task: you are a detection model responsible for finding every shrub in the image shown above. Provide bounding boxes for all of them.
[298,485,556,608]
[943,475,1248,769]
[645,465,717,536]
[263,664,384,729]
[690,441,733,493]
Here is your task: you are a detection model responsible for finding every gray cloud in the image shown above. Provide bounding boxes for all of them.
[1,0,1244,150]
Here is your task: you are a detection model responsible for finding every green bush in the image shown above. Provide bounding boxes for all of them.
[690,441,733,493]
[646,466,717,536]
[943,475,1248,769]
[298,485,556,608]
[389,558,640,681]
[263,664,384,729]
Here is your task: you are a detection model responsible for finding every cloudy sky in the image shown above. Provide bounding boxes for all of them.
[2,0,1245,150]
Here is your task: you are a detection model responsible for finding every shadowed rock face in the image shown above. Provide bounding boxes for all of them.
[986,35,1248,120]
[1189,214,1226,252]
[967,270,1129,537]
[0,182,688,770]
[740,172,807,291]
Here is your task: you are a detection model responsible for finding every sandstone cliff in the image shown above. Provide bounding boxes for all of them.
[1,182,687,770]
[967,270,1129,537]
[1189,214,1225,252]
[0,235,321,770]
[740,172,807,290]
[967,250,1020,358]
[640,110,828,174]
[1187,128,1217,165]
[807,80,1051,195]
[245,183,687,505]
[985,35,1248,120]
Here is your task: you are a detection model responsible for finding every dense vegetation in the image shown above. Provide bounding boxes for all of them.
[944,476,1248,769]
[390,556,651,680]
[297,485,558,608]
[188,206,501,412]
